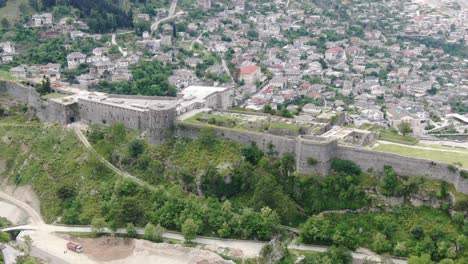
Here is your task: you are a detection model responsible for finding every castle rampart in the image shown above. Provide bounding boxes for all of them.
[2,80,467,194]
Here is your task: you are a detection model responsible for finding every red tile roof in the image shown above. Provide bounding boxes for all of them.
[325,47,343,54]
[240,65,260,74]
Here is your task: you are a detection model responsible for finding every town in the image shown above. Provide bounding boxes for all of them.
[0,0,468,263]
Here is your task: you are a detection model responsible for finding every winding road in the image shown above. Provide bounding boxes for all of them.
[151,0,183,33]
[0,186,407,263]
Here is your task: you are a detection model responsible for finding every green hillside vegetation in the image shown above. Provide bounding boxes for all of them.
[301,206,468,262]
[1,104,468,262]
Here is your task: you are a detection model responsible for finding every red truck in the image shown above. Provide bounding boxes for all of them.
[66,242,83,253]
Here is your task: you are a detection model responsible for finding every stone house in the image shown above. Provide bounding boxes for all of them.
[40,63,61,80]
[324,47,344,62]
[67,52,87,69]
[386,104,427,135]
[9,65,27,79]
[32,13,53,27]
[76,74,99,88]
[239,65,262,85]
[0,42,15,54]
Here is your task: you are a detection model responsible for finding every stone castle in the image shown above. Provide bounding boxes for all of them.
[1,80,467,194]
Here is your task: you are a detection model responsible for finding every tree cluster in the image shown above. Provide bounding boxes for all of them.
[94,61,176,96]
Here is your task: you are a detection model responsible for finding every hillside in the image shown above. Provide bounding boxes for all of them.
[0,0,31,25]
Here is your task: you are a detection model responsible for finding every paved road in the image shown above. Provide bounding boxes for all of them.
[111,34,127,57]
[0,191,43,226]
[151,0,181,32]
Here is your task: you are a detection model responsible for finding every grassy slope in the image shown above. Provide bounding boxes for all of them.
[0,0,30,23]
[0,117,120,223]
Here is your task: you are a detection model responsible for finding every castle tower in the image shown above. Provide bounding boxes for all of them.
[148,104,177,145]
[295,136,338,176]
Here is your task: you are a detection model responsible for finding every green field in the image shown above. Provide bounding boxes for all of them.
[43,93,67,99]
[378,130,418,144]
[373,143,468,168]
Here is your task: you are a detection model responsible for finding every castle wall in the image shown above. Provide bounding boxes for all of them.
[2,80,468,194]
[78,98,150,131]
[176,123,296,156]
[0,80,75,124]
[336,145,468,194]
[46,100,80,124]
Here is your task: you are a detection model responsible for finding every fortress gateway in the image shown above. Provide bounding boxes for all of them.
[1,80,467,194]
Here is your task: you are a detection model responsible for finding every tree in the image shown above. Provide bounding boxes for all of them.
[394,241,408,256]
[331,159,361,176]
[198,127,216,147]
[398,122,413,136]
[371,232,392,254]
[91,217,107,234]
[1,18,9,29]
[242,142,264,165]
[128,139,145,158]
[301,216,331,244]
[382,166,398,196]
[408,254,433,264]
[143,223,156,241]
[35,77,52,95]
[410,225,425,240]
[153,224,166,242]
[22,235,33,256]
[126,223,138,238]
[182,218,199,242]
[325,246,352,264]
[332,223,359,250]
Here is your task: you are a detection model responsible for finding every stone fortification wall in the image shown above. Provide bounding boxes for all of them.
[78,97,150,131]
[3,81,468,194]
[176,123,296,156]
[0,80,75,124]
[295,136,338,176]
[336,145,468,194]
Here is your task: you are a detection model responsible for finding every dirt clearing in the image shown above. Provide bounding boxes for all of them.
[51,234,234,264]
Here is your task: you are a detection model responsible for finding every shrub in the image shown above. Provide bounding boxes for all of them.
[410,225,425,240]
[447,164,458,173]
[331,159,361,176]
[460,170,468,179]
[307,157,318,166]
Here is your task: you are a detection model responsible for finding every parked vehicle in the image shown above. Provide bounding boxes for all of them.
[66,242,83,253]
